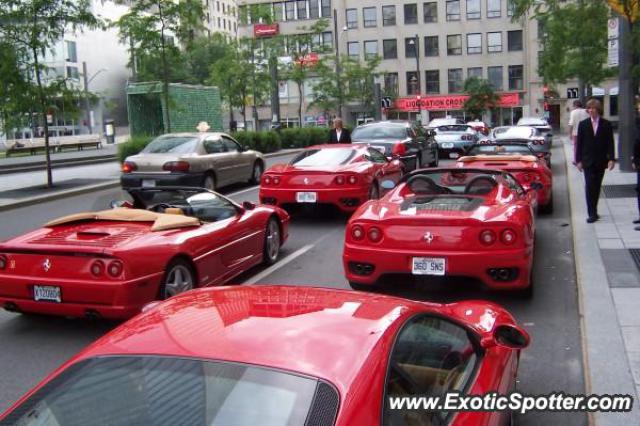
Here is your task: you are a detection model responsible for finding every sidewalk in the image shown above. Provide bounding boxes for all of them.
[563,136,640,424]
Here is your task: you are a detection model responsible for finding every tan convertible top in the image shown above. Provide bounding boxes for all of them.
[44,208,200,231]
[458,155,537,162]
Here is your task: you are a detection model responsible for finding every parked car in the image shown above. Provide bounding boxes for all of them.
[259,144,403,212]
[344,168,536,296]
[492,126,551,167]
[426,117,464,129]
[0,187,289,319]
[433,124,480,159]
[121,132,265,191]
[351,121,439,171]
[0,285,530,426]
[517,117,553,146]
[458,142,553,213]
[466,120,490,136]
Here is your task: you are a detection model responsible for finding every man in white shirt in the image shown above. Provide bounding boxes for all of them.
[568,100,589,162]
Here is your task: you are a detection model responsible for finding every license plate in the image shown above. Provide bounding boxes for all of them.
[412,257,446,276]
[34,285,62,303]
[296,192,317,203]
[441,142,454,149]
[142,179,156,187]
[449,153,460,159]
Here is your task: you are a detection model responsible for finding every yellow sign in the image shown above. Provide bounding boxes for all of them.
[607,0,640,23]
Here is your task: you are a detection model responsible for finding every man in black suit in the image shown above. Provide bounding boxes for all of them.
[328,118,351,143]
[575,98,615,223]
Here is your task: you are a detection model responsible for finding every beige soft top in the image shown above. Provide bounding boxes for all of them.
[44,208,200,232]
[458,155,537,162]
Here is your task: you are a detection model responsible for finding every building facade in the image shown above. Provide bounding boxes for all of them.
[204,0,240,38]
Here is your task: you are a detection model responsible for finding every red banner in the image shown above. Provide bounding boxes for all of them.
[393,93,520,111]
[254,23,279,37]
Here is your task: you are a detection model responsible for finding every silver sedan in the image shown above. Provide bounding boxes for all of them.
[121,132,265,190]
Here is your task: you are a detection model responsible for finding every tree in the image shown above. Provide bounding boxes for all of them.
[342,55,382,119]
[0,42,36,135]
[0,0,99,187]
[114,0,204,133]
[462,77,501,120]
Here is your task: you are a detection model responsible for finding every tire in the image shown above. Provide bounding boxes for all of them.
[429,149,439,167]
[249,161,263,184]
[202,173,216,191]
[368,182,380,200]
[160,259,196,299]
[263,217,281,265]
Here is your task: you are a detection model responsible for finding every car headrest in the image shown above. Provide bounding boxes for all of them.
[164,207,184,215]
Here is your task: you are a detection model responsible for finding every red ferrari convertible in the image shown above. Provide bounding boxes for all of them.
[259,144,403,212]
[0,285,530,426]
[0,187,289,319]
[457,142,553,213]
[343,169,536,295]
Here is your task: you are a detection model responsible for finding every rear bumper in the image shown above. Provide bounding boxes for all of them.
[437,143,474,158]
[0,272,164,319]
[121,172,206,188]
[260,186,370,212]
[343,243,532,290]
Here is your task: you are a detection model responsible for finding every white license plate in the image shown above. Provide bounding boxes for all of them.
[34,285,61,302]
[412,257,446,276]
[449,153,460,159]
[441,142,454,149]
[296,192,317,203]
[142,179,156,187]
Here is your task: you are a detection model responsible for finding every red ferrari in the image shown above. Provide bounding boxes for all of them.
[0,285,530,426]
[0,187,289,319]
[458,143,553,213]
[259,144,403,212]
[343,169,536,296]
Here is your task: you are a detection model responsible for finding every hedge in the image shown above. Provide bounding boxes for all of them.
[117,135,154,163]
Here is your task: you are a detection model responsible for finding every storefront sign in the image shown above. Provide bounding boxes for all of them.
[393,93,520,111]
[254,23,279,37]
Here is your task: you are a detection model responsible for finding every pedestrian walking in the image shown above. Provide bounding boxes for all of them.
[575,99,616,223]
[568,100,589,164]
[328,118,351,144]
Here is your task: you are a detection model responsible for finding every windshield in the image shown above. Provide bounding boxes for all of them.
[3,356,320,426]
[428,119,457,127]
[495,127,535,140]
[131,189,238,222]
[518,118,546,126]
[403,170,503,197]
[352,125,407,140]
[142,136,199,154]
[290,148,356,166]
[467,145,533,155]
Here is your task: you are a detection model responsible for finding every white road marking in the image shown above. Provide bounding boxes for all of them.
[245,244,315,284]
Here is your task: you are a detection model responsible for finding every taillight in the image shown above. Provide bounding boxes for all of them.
[273,176,281,185]
[392,143,406,156]
[263,176,272,185]
[351,225,365,240]
[263,175,280,185]
[335,175,345,185]
[479,230,496,245]
[163,161,190,172]
[532,139,544,145]
[347,175,357,184]
[90,260,105,276]
[501,229,517,245]
[368,227,383,242]
[122,162,137,173]
[0,254,6,270]
[107,260,123,277]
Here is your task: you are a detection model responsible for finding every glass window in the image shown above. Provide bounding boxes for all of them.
[296,0,307,19]
[221,136,241,152]
[424,36,439,56]
[448,68,463,93]
[423,2,438,22]
[487,31,502,52]
[347,41,359,58]
[405,37,418,58]
[467,67,483,79]
[507,0,515,16]
[346,8,357,28]
[352,124,409,140]
[508,65,523,90]
[508,30,523,51]
[322,31,333,49]
[203,137,225,154]
[467,0,481,19]
[291,147,356,166]
[467,33,482,54]
[66,66,79,80]
[309,0,319,18]
[144,136,200,154]
[382,5,396,26]
[407,71,420,95]
[404,3,418,24]
[487,0,501,17]
[285,1,296,20]
[366,147,388,163]
[488,66,503,90]
[384,72,399,97]
[65,41,77,62]
[447,34,462,55]
[425,70,440,94]
[446,0,460,21]
[321,0,331,17]
[383,39,398,59]
[537,20,547,39]
[364,40,378,59]
[610,95,618,116]
[363,7,377,27]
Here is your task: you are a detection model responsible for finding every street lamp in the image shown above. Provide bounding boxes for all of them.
[333,9,349,121]
[82,62,107,134]
[407,35,421,94]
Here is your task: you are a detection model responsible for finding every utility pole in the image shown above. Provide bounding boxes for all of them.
[82,61,92,134]
[617,15,635,172]
[414,34,421,94]
[269,55,280,128]
[251,36,259,130]
[333,9,343,120]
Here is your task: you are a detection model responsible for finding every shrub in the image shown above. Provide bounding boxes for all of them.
[117,135,154,163]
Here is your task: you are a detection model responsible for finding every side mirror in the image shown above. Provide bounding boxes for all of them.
[242,201,256,210]
[530,182,544,190]
[493,325,530,349]
[381,180,396,190]
[110,200,133,209]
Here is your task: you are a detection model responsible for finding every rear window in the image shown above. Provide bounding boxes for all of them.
[467,145,532,155]
[290,148,356,166]
[352,125,407,140]
[142,136,199,154]
[517,118,546,126]
[495,127,534,140]
[436,125,471,133]
[4,356,323,426]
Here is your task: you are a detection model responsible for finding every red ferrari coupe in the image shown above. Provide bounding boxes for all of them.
[0,187,289,319]
[259,144,403,212]
[343,169,536,296]
[457,142,553,213]
[0,285,530,426]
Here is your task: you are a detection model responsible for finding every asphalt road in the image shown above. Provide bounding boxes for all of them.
[0,147,587,425]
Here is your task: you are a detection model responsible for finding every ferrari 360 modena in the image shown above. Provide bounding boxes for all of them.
[0,187,289,319]
[343,169,536,296]
[0,285,529,426]
[259,144,403,212]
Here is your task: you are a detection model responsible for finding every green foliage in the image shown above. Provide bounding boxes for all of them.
[278,127,330,148]
[463,78,501,119]
[230,131,280,153]
[117,135,155,163]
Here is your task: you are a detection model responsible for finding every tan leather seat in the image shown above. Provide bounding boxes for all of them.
[164,208,184,215]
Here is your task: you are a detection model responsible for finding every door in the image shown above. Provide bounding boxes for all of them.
[548,104,561,130]
[202,137,231,185]
[221,136,252,183]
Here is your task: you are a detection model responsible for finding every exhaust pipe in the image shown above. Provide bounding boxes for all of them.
[3,302,20,313]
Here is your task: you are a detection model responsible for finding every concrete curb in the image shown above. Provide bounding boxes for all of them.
[0,155,118,175]
[564,139,640,425]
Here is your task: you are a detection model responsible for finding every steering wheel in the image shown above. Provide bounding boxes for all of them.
[464,176,497,195]
[407,175,452,195]
[149,203,173,213]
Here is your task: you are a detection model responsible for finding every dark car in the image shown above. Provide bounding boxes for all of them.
[351,121,439,171]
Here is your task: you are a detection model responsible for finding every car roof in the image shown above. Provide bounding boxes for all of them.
[154,132,232,140]
[356,120,410,128]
